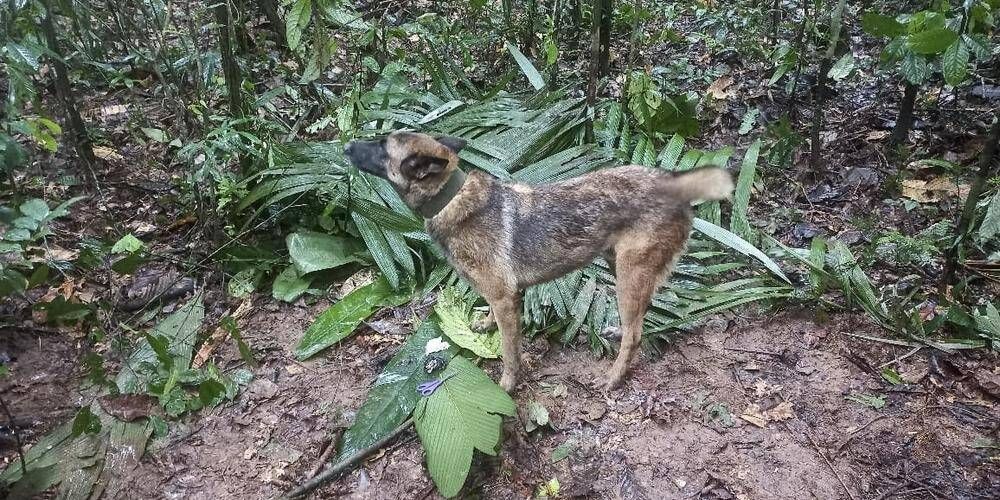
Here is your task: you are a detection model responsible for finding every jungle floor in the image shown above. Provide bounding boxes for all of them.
[4,299,999,499]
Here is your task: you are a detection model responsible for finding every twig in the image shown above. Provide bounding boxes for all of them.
[876,346,922,370]
[835,413,895,453]
[306,428,344,479]
[279,417,415,499]
[0,394,27,474]
[797,425,857,500]
[723,346,784,358]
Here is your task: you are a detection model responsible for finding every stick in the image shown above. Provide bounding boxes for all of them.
[799,426,857,500]
[723,346,784,358]
[279,417,415,499]
[0,395,26,474]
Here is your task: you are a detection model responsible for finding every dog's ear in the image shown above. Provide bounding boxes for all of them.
[436,136,467,154]
[400,154,449,180]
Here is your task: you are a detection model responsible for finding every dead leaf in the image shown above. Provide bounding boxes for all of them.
[552,383,568,398]
[866,130,890,141]
[753,379,783,398]
[98,394,160,421]
[93,146,125,162]
[764,401,795,421]
[100,104,127,117]
[582,401,607,422]
[901,177,970,203]
[707,75,735,100]
[740,404,768,428]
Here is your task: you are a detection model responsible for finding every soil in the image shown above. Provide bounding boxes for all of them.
[6,301,996,499]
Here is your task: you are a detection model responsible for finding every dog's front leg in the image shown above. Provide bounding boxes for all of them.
[486,293,522,393]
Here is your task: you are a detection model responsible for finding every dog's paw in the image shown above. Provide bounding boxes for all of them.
[499,374,517,393]
[600,326,622,341]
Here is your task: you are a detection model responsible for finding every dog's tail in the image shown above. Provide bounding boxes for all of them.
[667,167,734,204]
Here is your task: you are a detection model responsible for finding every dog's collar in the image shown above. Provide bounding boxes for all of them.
[418,168,467,219]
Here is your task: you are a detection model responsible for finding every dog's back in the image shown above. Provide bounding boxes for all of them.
[429,165,733,289]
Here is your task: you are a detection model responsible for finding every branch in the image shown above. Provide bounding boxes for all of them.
[278,417,415,499]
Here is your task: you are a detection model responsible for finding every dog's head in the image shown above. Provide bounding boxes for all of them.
[344,131,466,209]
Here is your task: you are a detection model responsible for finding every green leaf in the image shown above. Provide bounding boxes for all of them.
[738,108,759,135]
[286,0,312,51]
[941,40,969,86]
[550,438,578,463]
[116,298,205,393]
[414,355,515,498]
[71,405,102,436]
[286,231,364,274]
[979,190,1000,243]
[907,28,959,55]
[12,216,38,230]
[140,127,169,143]
[436,288,501,358]
[272,265,311,302]
[221,316,258,368]
[845,393,886,409]
[657,134,686,170]
[227,268,259,298]
[730,140,760,242]
[19,198,49,220]
[827,52,855,81]
[861,12,906,38]
[338,320,455,460]
[880,367,903,385]
[144,332,173,369]
[900,52,930,85]
[524,400,550,432]
[962,33,990,60]
[3,227,31,242]
[198,379,227,407]
[505,41,545,91]
[111,233,144,254]
[693,218,790,283]
[6,42,41,70]
[294,276,410,360]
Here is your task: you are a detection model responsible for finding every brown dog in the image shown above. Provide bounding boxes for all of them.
[344,131,733,391]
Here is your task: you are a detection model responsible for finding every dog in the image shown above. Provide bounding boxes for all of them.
[344,131,733,391]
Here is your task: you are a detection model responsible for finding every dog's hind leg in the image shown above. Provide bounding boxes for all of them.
[605,230,684,389]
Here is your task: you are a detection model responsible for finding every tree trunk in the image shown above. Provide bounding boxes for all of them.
[40,0,96,169]
[599,0,613,75]
[522,0,537,56]
[584,0,604,143]
[889,82,919,149]
[941,114,1000,289]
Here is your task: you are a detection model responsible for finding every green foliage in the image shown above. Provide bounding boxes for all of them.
[294,276,411,360]
[436,287,501,358]
[413,355,515,497]
[1,195,84,298]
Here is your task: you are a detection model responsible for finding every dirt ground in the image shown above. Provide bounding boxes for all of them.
[5,298,997,500]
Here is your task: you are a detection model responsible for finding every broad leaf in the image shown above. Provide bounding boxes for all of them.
[294,276,410,360]
[140,127,169,143]
[414,355,515,498]
[286,231,364,274]
[907,28,958,55]
[116,298,205,393]
[436,288,501,358]
[227,268,259,298]
[111,233,144,254]
[827,53,855,81]
[941,40,969,86]
[861,12,906,38]
[979,190,1000,243]
[272,265,311,302]
[286,0,312,51]
[900,52,930,85]
[505,42,545,91]
[19,198,49,220]
[338,320,455,460]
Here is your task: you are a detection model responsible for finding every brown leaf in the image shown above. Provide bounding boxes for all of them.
[901,177,969,203]
[707,75,735,100]
[98,394,160,421]
[93,146,125,162]
[764,401,795,421]
[866,130,890,141]
[740,404,767,428]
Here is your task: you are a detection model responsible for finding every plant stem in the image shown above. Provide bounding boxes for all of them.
[0,394,26,475]
[941,113,1000,289]
[585,0,605,142]
[889,82,919,150]
[279,417,415,499]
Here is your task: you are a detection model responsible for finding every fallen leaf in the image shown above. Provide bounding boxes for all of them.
[552,383,568,398]
[739,404,768,428]
[866,130,890,141]
[525,400,550,432]
[707,75,735,99]
[901,177,970,203]
[550,438,578,463]
[92,146,124,161]
[582,401,607,422]
[764,401,795,421]
[98,394,160,421]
